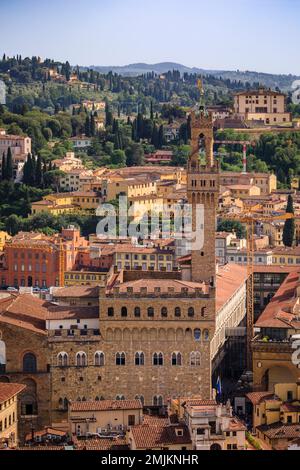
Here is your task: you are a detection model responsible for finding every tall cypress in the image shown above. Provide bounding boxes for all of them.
[283,194,295,247]
[35,154,43,187]
[6,147,13,181]
[1,152,6,180]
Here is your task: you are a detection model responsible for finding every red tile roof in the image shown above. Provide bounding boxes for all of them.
[53,286,99,298]
[130,423,191,449]
[70,399,142,412]
[0,383,26,403]
[246,391,276,405]
[74,436,128,451]
[0,294,48,335]
[255,270,300,328]
[257,423,300,439]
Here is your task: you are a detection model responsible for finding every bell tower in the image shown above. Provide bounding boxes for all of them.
[187,85,220,286]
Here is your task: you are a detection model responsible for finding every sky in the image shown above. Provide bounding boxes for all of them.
[1,0,300,74]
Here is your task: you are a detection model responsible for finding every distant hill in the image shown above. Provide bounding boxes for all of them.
[88,62,300,91]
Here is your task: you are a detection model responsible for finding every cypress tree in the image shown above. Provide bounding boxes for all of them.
[90,114,96,137]
[85,116,91,137]
[158,125,164,149]
[35,154,43,187]
[283,195,295,247]
[6,147,13,181]
[1,152,6,180]
[150,101,154,120]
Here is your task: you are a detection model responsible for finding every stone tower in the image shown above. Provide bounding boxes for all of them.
[187,109,220,285]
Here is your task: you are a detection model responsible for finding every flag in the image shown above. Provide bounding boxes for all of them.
[216,376,222,396]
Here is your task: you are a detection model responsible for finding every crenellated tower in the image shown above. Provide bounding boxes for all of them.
[187,105,220,286]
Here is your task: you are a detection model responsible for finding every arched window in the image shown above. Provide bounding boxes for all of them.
[135,352,145,366]
[76,352,87,367]
[153,395,163,406]
[161,307,168,318]
[57,352,68,367]
[203,329,210,341]
[95,396,105,401]
[190,351,201,366]
[116,352,126,366]
[201,307,206,317]
[58,397,68,411]
[20,378,38,416]
[147,307,154,317]
[94,351,105,367]
[135,395,145,406]
[194,329,201,341]
[121,307,128,317]
[134,307,141,318]
[23,353,37,373]
[188,307,195,318]
[153,352,163,366]
[82,397,86,402]
[171,352,182,366]
[175,307,181,317]
[108,307,114,317]
[116,395,125,401]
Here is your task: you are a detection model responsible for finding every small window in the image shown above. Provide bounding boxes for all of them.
[188,307,194,318]
[148,307,154,317]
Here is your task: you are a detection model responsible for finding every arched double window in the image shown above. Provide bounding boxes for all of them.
[135,395,145,406]
[121,307,128,318]
[134,307,141,318]
[58,397,68,411]
[116,395,125,401]
[76,352,87,367]
[57,352,68,367]
[108,307,114,317]
[147,307,154,318]
[135,352,145,366]
[23,353,37,373]
[95,396,105,401]
[194,329,201,341]
[94,351,105,367]
[203,329,210,341]
[171,352,182,366]
[175,307,181,317]
[153,395,163,406]
[153,352,163,366]
[161,307,168,318]
[190,351,201,366]
[188,307,195,318]
[116,352,126,366]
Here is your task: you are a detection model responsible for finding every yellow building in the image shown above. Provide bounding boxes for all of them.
[262,221,285,247]
[102,177,157,202]
[247,382,300,450]
[31,192,100,216]
[114,244,175,272]
[69,399,143,436]
[64,271,107,287]
[272,246,300,266]
[226,184,261,199]
[0,232,11,251]
[0,383,26,449]
[234,88,291,125]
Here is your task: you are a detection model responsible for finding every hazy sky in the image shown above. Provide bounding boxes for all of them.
[1,0,300,74]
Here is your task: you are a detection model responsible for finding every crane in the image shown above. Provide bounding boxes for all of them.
[221,210,294,370]
[214,140,256,174]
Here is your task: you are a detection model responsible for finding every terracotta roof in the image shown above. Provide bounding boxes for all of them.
[257,423,300,440]
[130,423,191,449]
[182,399,217,407]
[0,383,26,403]
[255,270,300,328]
[46,306,99,321]
[0,294,48,335]
[70,399,143,412]
[216,264,248,312]
[17,446,66,451]
[246,391,275,405]
[53,286,99,298]
[74,437,128,451]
